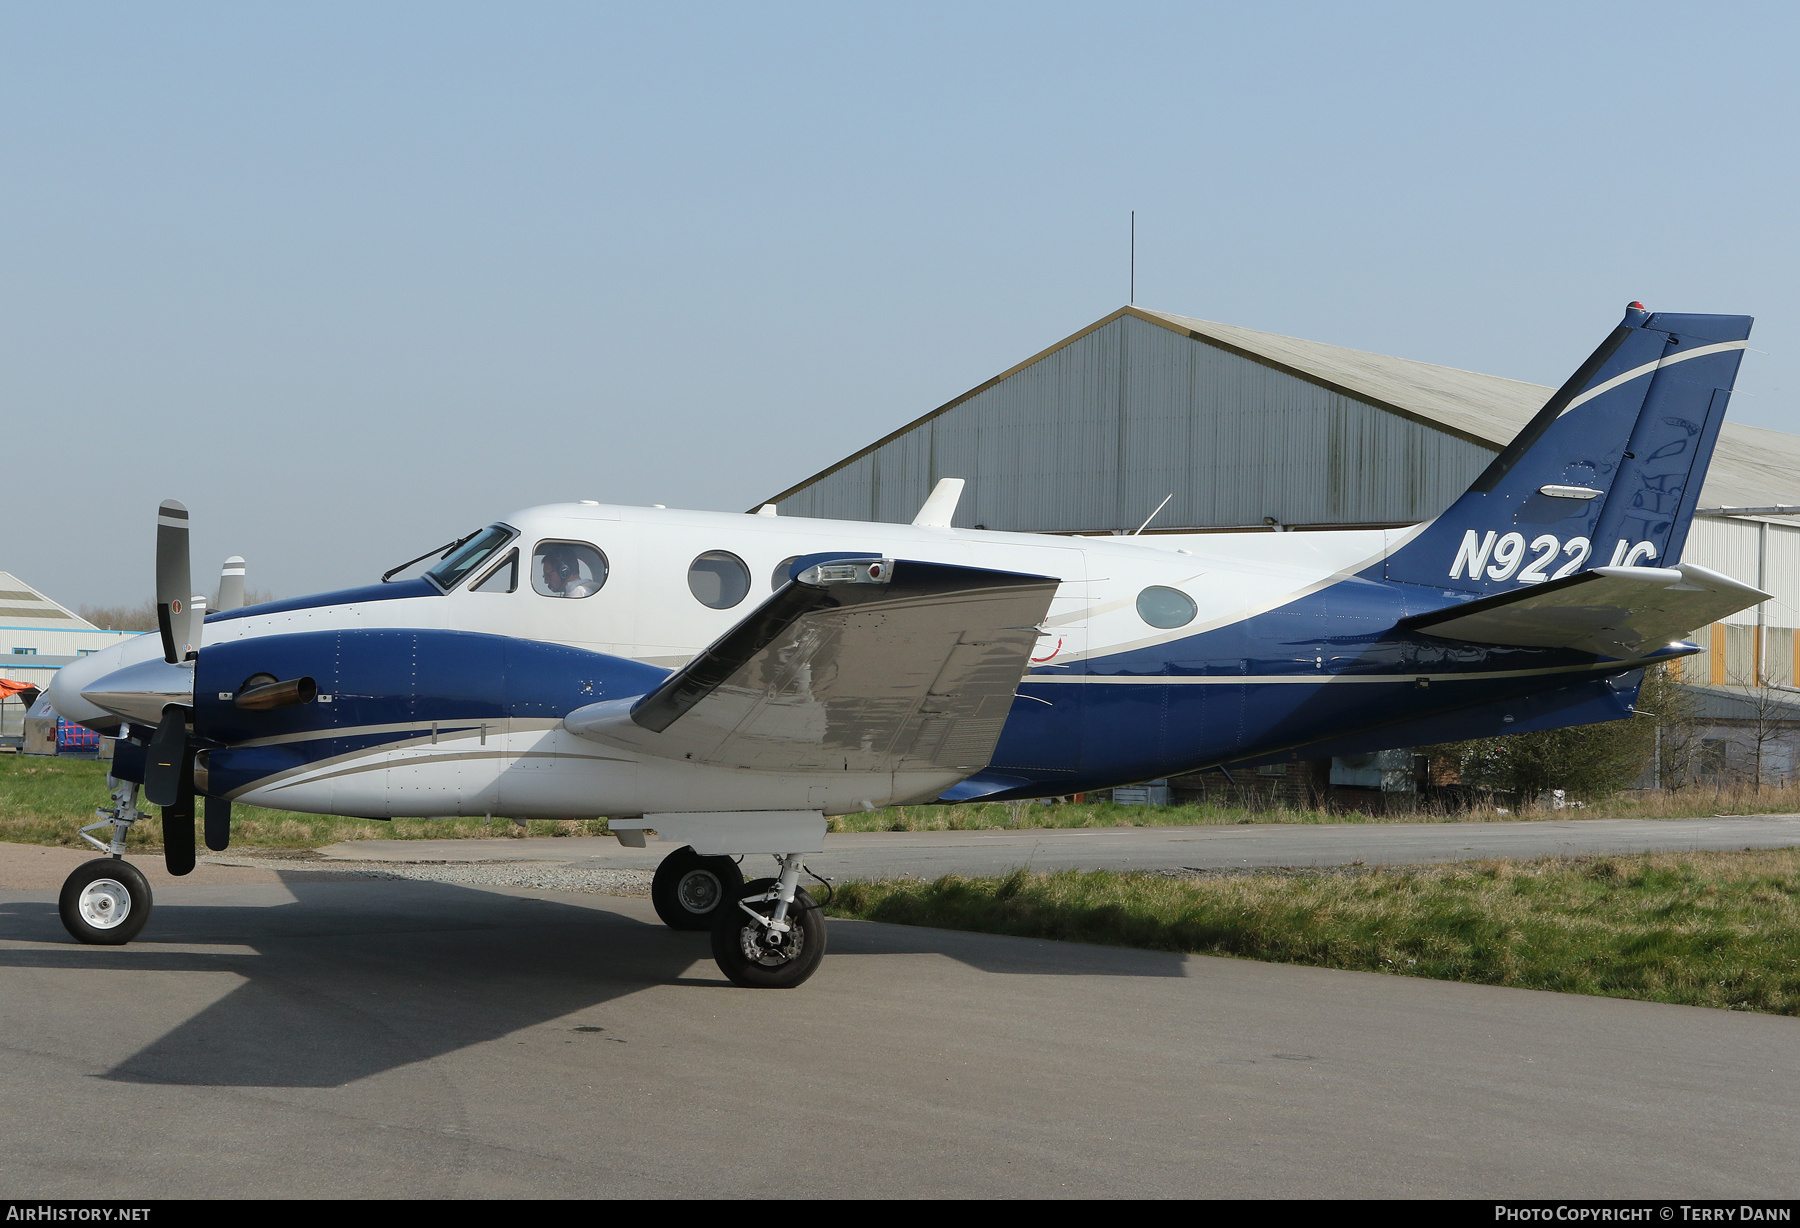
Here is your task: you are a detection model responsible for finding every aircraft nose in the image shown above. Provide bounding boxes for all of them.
[79,657,196,727]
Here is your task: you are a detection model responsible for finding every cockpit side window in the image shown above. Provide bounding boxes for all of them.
[425,525,516,591]
[470,549,519,593]
[533,541,609,599]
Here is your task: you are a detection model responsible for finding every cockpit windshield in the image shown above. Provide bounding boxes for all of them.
[422,525,515,591]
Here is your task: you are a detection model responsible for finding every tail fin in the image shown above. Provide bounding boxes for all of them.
[1384,304,1752,593]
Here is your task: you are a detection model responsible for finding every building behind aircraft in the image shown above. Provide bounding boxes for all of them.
[0,572,133,747]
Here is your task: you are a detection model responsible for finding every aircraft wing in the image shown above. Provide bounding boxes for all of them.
[564,557,1058,773]
[1399,562,1767,658]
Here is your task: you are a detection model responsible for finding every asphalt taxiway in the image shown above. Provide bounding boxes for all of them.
[1,839,1796,1199]
[312,813,1800,880]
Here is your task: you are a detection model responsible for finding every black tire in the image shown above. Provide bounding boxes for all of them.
[59,859,153,946]
[651,846,744,931]
[710,877,827,989]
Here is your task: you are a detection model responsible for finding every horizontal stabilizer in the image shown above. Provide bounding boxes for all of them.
[1399,563,1767,658]
[565,557,1058,774]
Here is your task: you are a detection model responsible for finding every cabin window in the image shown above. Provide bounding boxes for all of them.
[771,556,801,591]
[1136,586,1197,629]
[470,550,519,593]
[689,551,751,609]
[532,541,608,599]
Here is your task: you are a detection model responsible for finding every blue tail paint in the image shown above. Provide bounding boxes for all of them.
[1382,304,1752,594]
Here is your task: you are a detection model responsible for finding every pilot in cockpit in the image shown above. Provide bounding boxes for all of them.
[539,544,601,599]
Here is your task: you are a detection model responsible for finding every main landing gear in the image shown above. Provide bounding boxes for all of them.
[650,845,744,930]
[710,853,826,989]
[59,780,154,946]
[650,846,827,988]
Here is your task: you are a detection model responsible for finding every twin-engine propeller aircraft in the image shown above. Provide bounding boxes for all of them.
[48,304,1768,987]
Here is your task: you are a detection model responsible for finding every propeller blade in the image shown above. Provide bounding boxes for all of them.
[145,707,196,874]
[203,796,231,852]
[155,500,195,663]
[144,707,189,807]
[163,770,196,877]
[216,556,246,612]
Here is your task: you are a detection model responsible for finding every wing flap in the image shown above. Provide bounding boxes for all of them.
[1400,562,1767,657]
[566,558,1058,774]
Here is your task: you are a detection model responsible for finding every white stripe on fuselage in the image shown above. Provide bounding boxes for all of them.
[1032,656,1664,685]
[1558,340,1745,417]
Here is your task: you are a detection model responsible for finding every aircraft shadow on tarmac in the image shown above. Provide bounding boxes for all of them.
[0,876,1187,1089]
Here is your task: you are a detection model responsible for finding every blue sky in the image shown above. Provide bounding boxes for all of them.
[5,2,1796,608]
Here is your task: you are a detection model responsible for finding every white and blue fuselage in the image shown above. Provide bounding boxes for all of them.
[48,500,1672,820]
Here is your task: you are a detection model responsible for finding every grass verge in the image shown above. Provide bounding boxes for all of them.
[0,755,606,848]
[829,781,1800,833]
[823,851,1800,1014]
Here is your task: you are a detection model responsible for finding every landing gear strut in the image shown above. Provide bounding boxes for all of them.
[650,845,744,931]
[710,853,826,989]
[60,780,153,946]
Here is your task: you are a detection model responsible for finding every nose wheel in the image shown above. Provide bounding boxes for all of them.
[650,845,745,931]
[60,858,153,946]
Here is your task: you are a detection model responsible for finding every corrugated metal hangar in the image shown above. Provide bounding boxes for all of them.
[760,305,1800,790]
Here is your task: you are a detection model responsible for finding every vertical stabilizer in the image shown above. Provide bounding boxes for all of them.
[1383,305,1751,594]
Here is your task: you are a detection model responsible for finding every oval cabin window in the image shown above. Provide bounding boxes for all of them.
[689,551,751,609]
[532,542,608,599]
[1136,585,1197,629]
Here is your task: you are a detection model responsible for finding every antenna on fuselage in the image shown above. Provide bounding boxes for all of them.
[1133,493,1173,535]
[912,478,965,528]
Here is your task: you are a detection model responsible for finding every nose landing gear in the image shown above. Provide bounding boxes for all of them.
[60,780,154,946]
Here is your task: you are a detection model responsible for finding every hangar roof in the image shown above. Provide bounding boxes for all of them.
[1134,308,1800,515]
[763,305,1800,517]
[0,571,93,628]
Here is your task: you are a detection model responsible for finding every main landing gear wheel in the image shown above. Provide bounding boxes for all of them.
[710,876,827,989]
[651,846,744,931]
[59,859,153,946]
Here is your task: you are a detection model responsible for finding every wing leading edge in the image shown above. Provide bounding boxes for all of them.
[1399,562,1767,658]
[565,557,1059,774]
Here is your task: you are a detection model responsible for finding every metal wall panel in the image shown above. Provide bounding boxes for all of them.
[1674,517,1800,685]
[1686,518,1772,626]
[1759,522,1800,628]
[776,316,1496,532]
